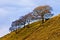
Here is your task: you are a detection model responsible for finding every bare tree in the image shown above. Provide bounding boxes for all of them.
[10,19,22,33]
[9,5,53,33]
[19,16,27,28]
[24,12,35,28]
[44,13,54,21]
[9,27,14,32]
[33,5,52,24]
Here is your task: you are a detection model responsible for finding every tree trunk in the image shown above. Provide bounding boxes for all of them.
[45,18,49,22]
[41,15,44,24]
[24,24,25,28]
[27,20,30,28]
[24,22,25,28]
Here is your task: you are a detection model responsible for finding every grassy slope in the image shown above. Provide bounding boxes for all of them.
[0,21,41,40]
[0,15,60,40]
[25,15,60,40]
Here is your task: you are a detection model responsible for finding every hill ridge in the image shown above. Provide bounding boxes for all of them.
[25,14,60,40]
[0,14,60,40]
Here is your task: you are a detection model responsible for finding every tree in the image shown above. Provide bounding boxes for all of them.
[44,13,54,21]
[10,19,23,34]
[11,20,19,28]
[19,16,27,28]
[24,12,35,28]
[33,5,52,24]
[9,27,14,32]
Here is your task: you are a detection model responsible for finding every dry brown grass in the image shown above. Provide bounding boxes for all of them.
[25,15,60,40]
[0,21,41,40]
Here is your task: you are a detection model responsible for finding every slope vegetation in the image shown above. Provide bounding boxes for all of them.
[25,15,60,40]
[0,15,60,40]
[0,21,41,40]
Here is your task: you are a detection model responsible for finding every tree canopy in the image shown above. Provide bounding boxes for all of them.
[9,5,54,32]
[33,5,53,23]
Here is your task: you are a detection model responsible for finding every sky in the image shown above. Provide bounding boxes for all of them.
[0,0,60,37]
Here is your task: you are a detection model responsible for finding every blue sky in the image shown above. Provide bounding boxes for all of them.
[0,0,60,37]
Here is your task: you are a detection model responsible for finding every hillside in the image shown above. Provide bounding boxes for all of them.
[0,20,41,40]
[25,14,60,40]
[0,14,60,40]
